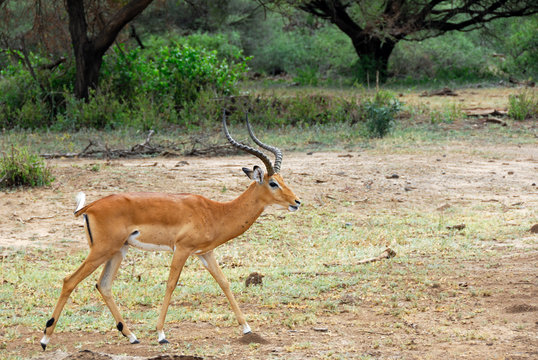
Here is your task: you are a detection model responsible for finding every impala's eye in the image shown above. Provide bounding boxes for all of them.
[269,180,279,189]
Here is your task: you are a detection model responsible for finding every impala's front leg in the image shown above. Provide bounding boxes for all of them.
[198,251,251,334]
[156,247,190,344]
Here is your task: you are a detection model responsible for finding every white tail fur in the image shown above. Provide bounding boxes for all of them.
[74,192,86,213]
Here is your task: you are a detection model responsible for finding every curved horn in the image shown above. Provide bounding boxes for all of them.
[222,111,275,176]
[245,113,283,173]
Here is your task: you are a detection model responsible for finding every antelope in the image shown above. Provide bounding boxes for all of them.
[40,113,301,350]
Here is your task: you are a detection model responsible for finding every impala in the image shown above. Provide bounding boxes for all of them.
[40,112,301,350]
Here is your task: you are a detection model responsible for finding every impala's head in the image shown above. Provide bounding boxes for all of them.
[223,111,301,212]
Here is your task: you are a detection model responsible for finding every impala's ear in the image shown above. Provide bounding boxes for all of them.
[243,166,264,183]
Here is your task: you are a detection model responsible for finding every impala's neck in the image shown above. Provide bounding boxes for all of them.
[217,182,267,242]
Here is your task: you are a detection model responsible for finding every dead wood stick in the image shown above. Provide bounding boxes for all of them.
[323,247,396,268]
[357,329,393,336]
[356,247,396,264]
[13,213,56,224]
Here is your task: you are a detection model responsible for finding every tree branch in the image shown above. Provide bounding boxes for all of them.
[93,0,153,56]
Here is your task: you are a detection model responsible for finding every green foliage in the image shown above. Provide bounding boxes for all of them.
[0,50,73,129]
[249,17,355,82]
[429,104,465,124]
[0,146,54,188]
[0,37,249,131]
[508,91,538,121]
[389,31,496,84]
[102,41,248,107]
[482,17,538,79]
[0,57,48,129]
[54,89,131,130]
[363,91,402,138]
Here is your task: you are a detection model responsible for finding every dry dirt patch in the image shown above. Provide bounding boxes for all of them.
[1,142,537,359]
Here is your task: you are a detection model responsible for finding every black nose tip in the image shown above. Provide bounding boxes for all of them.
[295,200,301,205]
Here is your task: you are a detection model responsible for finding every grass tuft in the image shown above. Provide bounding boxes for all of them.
[508,90,538,120]
[0,146,54,189]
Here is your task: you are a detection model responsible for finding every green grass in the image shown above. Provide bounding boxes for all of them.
[0,108,536,159]
[0,198,527,335]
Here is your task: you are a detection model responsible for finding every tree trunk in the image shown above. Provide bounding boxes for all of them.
[66,0,153,100]
[66,0,91,99]
[73,47,103,100]
[351,35,396,83]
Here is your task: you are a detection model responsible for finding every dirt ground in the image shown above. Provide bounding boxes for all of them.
[0,86,537,359]
[1,139,537,359]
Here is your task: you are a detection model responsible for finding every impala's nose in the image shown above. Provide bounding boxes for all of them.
[289,199,301,212]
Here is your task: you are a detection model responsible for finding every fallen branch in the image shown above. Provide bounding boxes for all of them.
[323,247,396,268]
[41,130,236,159]
[356,247,396,264]
[13,213,56,224]
[420,87,458,97]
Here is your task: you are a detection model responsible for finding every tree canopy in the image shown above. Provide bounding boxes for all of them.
[297,0,538,78]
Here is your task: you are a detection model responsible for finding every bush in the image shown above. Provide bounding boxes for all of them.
[508,91,538,121]
[482,17,538,80]
[0,146,54,188]
[102,41,249,106]
[0,50,73,129]
[248,16,355,82]
[389,31,496,84]
[0,38,249,131]
[363,91,402,138]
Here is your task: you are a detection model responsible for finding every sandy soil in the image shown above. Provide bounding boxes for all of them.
[1,136,537,359]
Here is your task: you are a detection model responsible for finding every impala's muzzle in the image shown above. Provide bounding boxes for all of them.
[288,199,301,212]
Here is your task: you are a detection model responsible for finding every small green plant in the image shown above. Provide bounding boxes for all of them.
[508,91,538,120]
[363,90,402,138]
[0,146,54,188]
[293,67,319,86]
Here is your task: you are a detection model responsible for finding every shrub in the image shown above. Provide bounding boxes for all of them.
[389,31,495,84]
[249,17,355,81]
[0,146,54,188]
[0,50,73,129]
[508,91,538,121]
[0,39,248,131]
[363,91,402,138]
[102,42,249,109]
[54,89,131,131]
[483,17,538,79]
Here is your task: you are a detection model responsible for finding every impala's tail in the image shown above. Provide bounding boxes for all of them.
[74,192,87,216]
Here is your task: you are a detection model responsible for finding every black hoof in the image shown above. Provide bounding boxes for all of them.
[131,339,140,344]
[159,338,170,344]
[41,343,47,351]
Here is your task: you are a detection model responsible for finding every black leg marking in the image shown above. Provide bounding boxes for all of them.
[95,283,99,290]
[44,317,55,334]
[83,214,94,245]
[117,322,127,337]
[45,317,55,328]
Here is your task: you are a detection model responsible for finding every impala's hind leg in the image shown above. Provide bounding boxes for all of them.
[96,245,139,344]
[198,251,251,334]
[40,251,109,350]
